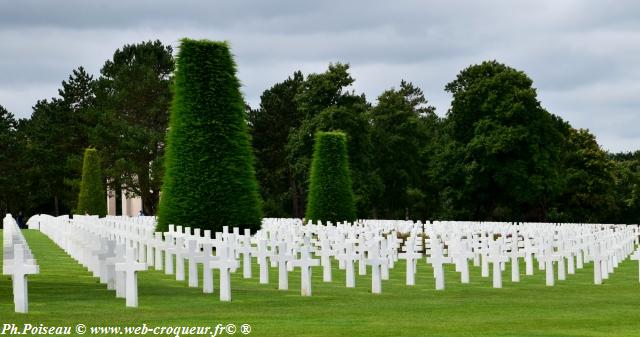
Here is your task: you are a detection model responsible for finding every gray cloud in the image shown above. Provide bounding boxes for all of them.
[0,0,639,152]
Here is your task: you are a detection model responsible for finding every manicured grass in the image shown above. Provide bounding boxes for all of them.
[1,230,640,336]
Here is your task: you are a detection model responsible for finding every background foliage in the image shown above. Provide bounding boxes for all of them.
[1,39,639,224]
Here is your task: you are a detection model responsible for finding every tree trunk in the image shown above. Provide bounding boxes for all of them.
[137,166,159,215]
[142,190,159,215]
[292,184,301,218]
[115,183,122,216]
[539,197,548,222]
[290,174,303,218]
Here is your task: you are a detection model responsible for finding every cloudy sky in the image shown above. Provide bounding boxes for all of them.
[1,0,639,151]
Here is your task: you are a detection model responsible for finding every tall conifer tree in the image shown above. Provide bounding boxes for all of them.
[157,39,262,232]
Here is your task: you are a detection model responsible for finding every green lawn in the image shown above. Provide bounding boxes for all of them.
[1,229,640,337]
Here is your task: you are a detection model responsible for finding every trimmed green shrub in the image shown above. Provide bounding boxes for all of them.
[76,148,107,216]
[305,131,356,223]
[157,39,262,232]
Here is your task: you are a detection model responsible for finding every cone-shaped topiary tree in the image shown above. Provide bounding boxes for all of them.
[76,148,107,216]
[157,39,262,232]
[305,131,356,223]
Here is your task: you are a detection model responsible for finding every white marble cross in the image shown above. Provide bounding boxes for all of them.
[398,237,422,286]
[185,239,200,288]
[337,241,358,288]
[574,238,585,270]
[208,243,239,301]
[450,237,473,284]
[317,238,334,282]
[542,243,557,286]
[479,234,490,278]
[174,237,186,282]
[631,249,640,282]
[487,242,508,288]
[274,242,294,290]
[289,242,320,296]
[114,246,147,307]
[522,236,536,276]
[555,243,568,281]
[163,232,175,275]
[238,229,253,279]
[507,234,524,282]
[93,238,111,279]
[268,237,279,268]
[254,239,272,284]
[153,232,164,271]
[196,242,217,293]
[590,243,604,285]
[601,246,611,280]
[3,244,39,313]
[144,231,155,267]
[426,239,451,290]
[565,241,576,275]
[366,241,386,294]
[380,239,390,281]
[472,234,482,267]
[357,236,367,276]
[97,239,115,285]
[106,243,126,294]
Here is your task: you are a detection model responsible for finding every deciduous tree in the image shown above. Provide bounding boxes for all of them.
[93,40,174,215]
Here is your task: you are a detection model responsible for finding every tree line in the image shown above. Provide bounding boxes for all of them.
[0,40,638,224]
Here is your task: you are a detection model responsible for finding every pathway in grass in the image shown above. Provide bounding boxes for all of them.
[1,229,639,336]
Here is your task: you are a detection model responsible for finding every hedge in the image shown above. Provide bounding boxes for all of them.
[76,148,107,216]
[157,39,262,232]
[305,131,356,223]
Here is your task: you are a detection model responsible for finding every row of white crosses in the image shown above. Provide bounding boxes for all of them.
[27,215,640,307]
[34,214,148,307]
[424,221,639,290]
[264,219,640,293]
[2,214,39,313]
[260,219,418,294]
[14,215,407,313]
[160,224,241,301]
[35,215,328,302]
[33,215,245,304]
